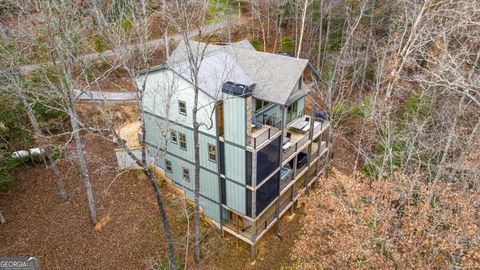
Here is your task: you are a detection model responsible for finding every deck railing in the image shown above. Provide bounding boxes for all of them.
[313,120,330,138]
[255,209,276,237]
[247,114,282,148]
[310,144,319,161]
[282,132,310,162]
[279,195,291,214]
[221,215,254,240]
[247,126,280,148]
[280,168,294,191]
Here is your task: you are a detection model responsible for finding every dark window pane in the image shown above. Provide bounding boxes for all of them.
[256,136,280,184]
[246,151,252,186]
[246,189,252,217]
[256,172,279,216]
[220,177,226,204]
[219,142,225,175]
[179,101,187,115]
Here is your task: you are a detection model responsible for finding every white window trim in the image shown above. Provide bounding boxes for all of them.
[170,130,177,144]
[165,160,173,173]
[182,167,190,181]
[208,144,217,162]
[179,133,187,150]
[178,100,187,115]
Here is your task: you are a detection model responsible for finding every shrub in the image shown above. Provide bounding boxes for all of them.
[94,35,106,52]
[280,36,295,54]
[249,38,261,51]
[0,170,13,192]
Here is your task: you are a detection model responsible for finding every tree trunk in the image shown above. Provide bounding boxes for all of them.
[144,168,177,270]
[140,119,177,269]
[296,0,309,58]
[111,97,177,270]
[316,0,323,69]
[17,80,69,202]
[193,86,201,263]
[69,106,97,224]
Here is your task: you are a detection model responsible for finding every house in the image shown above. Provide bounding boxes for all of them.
[137,40,331,258]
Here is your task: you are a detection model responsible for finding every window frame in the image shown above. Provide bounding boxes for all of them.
[287,102,298,113]
[255,99,270,112]
[182,167,190,181]
[208,144,217,162]
[170,130,177,144]
[165,159,173,173]
[178,100,187,115]
[179,132,187,150]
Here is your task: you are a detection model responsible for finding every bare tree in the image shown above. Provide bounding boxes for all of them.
[32,0,98,223]
[89,1,179,268]
[0,27,69,202]
[163,0,211,264]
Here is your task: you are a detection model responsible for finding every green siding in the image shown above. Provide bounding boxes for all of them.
[224,143,245,185]
[144,113,218,172]
[223,94,246,146]
[226,180,246,214]
[221,94,248,212]
[154,152,220,203]
[200,197,221,223]
[140,69,217,136]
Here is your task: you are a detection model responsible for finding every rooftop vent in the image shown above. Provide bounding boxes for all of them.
[222,81,253,97]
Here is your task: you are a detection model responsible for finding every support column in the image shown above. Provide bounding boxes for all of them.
[251,148,258,260]
[250,243,257,262]
[275,106,285,235]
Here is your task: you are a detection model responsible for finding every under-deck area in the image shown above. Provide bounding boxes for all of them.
[220,152,329,245]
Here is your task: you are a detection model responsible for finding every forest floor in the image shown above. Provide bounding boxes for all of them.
[0,133,305,269]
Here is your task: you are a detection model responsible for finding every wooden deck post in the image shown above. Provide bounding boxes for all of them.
[250,243,257,262]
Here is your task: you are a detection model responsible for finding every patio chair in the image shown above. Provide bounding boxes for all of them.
[252,115,262,129]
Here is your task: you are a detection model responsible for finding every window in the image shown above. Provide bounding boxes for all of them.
[179,133,187,150]
[165,160,173,173]
[182,167,190,181]
[208,144,217,162]
[287,102,298,113]
[255,100,270,112]
[170,130,177,144]
[178,101,187,115]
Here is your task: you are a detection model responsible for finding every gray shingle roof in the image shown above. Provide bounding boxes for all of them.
[171,49,254,99]
[166,40,309,105]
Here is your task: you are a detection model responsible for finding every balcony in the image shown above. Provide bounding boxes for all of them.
[293,174,306,200]
[279,186,294,216]
[310,140,328,162]
[247,124,281,148]
[312,120,330,138]
[221,201,279,243]
[282,130,309,163]
[255,204,277,240]
[281,117,328,163]
[247,114,281,149]
[221,209,255,244]
[305,164,318,187]
[280,166,294,191]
